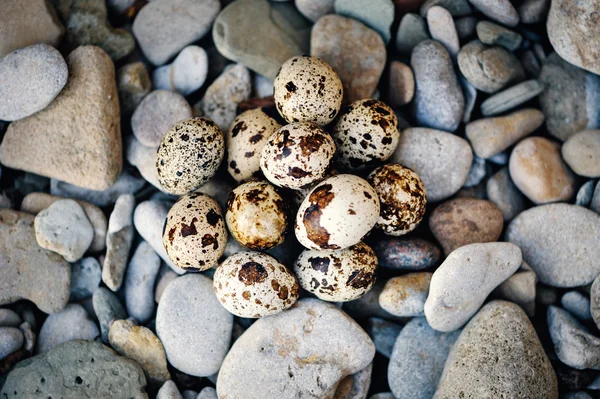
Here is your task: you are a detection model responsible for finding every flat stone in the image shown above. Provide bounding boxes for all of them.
[379,273,432,317]
[506,203,600,287]
[333,362,372,399]
[157,380,182,399]
[434,301,557,398]
[0,309,22,328]
[117,62,151,117]
[426,6,459,56]
[102,194,135,292]
[296,0,334,22]
[476,21,522,51]
[372,237,440,270]
[126,136,166,192]
[493,261,536,316]
[396,13,429,55]
[311,14,386,103]
[424,242,522,332]
[562,130,600,178]
[0,327,24,361]
[480,79,544,116]
[576,180,596,207]
[467,0,519,27]
[562,291,592,322]
[367,317,402,358]
[420,0,472,16]
[486,167,527,221]
[387,61,415,107]
[0,46,122,190]
[37,303,99,354]
[153,46,209,96]
[519,0,549,24]
[334,0,394,43]
[93,287,127,343]
[125,241,160,324]
[70,257,102,301]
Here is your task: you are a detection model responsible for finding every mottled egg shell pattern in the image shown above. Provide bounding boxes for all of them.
[294,242,378,302]
[214,251,299,318]
[368,164,427,236]
[226,181,288,250]
[273,56,343,126]
[227,108,282,182]
[156,117,225,195]
[332,99,400,170]
[162,193,227,271]
[295,174,380,250]
[260,122,336,190]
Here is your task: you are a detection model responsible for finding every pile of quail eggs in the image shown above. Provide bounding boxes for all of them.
[157,55,427,318]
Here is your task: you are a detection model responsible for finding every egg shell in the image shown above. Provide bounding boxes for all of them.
[226,181,288,250]
[295,174,380,250]
[368,164,427,236]
[274,56,343,126]
[260,122,336,190]
[294,242,378,302]
[227,108,282,182]
[332,99,400,170]
[156,117,224,195]
[162,192,227,270]
[213,251,300,318]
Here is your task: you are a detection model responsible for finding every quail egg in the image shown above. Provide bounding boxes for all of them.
[294,242,378,302]
[156,117,224,195]
[260,122,335,189]
[162,192,227,270]
[332,99,399,170]
[368,164,427,236]
[227,108,282,182]
[295,174,380,250]
[274,56,343,126]
[226,180,288,250]
[214,251,300,318]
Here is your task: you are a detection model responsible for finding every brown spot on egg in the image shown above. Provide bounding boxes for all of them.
[346,270,374,289]
[303,184,338,249]
[271,279,280,291]
[201,234,218,249]
[278,286,289,300]
[168,227,176,243]
[205,209,221,227]
[231,121,247,137]
[309,257,330,273]
[180,217,198,237]
[239,262,268,285]
[288,167,310,178]
[242,291,251,300]
[249,133,263,144]
[298,133,327,156]
[285,81,297,93]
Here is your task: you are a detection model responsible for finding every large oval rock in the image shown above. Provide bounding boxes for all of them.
[434,301,558,398]
[217,298,375,399]
[506,203,600,287]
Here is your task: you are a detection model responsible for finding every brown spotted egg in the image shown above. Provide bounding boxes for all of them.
[227,108,282,182]
[260,122,335,190]
[156,117,224,195]
[295,174,380,250]
[213,251,299,318]
[274,56,343,126]
[368,164,427,236]
[332,99,399,170]
[162,193,227,270]
[226,181,288,250]
[294,242,378,302]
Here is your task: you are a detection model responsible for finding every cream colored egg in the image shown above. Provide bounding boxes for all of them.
[368,164,427,236]
[294,242,378,302]
[260,122,335,189]
[274,56,343,126]
[295,174,380,250]
[227,108,282,182]
[162,193,227,270]
[214,251,299,318]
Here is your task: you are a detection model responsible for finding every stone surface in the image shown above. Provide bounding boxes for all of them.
[127,136,166,192]
[486,167,527,221]
[373,237,440,270]
[379,273,432,317]
[155,269,178,304]
[70,257,102,301]
[157,380,182,399]
[396,13,429,55]
[334,0,394,43]
[367,317,402,358]
[562,130,600,178]
[197,387,218,399]
[0,46,122,190]
[476,21,522,51]
[576,180,596,207]
[426,6,459,56]
[494,262,536,316]
[481,79,544,116]
[591,274,600,330]
[0,327,24,361]
[561,291,592,322]
[37,303,99,354]
[117,62,151,117]
[592,182,600,214]
[103,194,135,291]
[0,309,22,328]
[387,61,415,107]
[153,46,209,96]
[420,0,472,16]
[333,362,372,399]
[296,0,334,22]
[125,241,160,324]
[519,0,549,24]
[468,0,519,27]
[93,287,127,343]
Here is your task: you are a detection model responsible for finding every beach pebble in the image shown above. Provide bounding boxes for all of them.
[468,0,519,27]
[157,274,233,377]
[296,0,334,21]
[102,194,135,291]
[93,287,127,343]
[70,257,102,301]
[592,182,600,214]
[379,273,432,317]
[367,317,402,358]
[561,291,592,322]
[153,46,208,96]
[420,0,472,16]
[37,304,99,354]
[481,79,544,116]
[370,393,395,399]
[0,327,23,361]
[396,13,429,55]
[158,381,183,399]
[373,237,440,270]
[562,130,600,178]
[334,0,394,43]
[425,242,522,332]
[387,61,415,107]
[334,362,373,399]
[155,269,178,304]
[576,180,597,207]
[426,6,459,56]
[253,74,274,98]
[126,136,166,192]
[591,275,600,330]
[0,309,21,328]
[463,156,488,188]
[117,62,151,117]
[486,167,527,221]
[454,16,478,40]
[197,387,218,399]
[494,262,536,316]
[519,0,549,24]
[125,242,160,324]
[476,21,522,51]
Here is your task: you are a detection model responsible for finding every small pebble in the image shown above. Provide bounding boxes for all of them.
[379,273,432,317]
[367,317,402,358]
[481,79,544,116]
[155,269,178,304]
[103,194,135,291]
[153,46,209,96]
[0,309,21,328]
[476,21,522,51]
[92,287,127,343]
[296,0,334,22]
[562,130,600,178]
[334,363,372,399]
[468,0,519,27]
[387,61,415,107]
[592,182,600,214]
[117,62,151,117]
[197,387,218,399]
[519,0,549,24]
[252,74,274,98]
[334,0,394,43]
[486,167,527,221]
[157,380,183,399]
[463,156,488,188]
[454,16,478,40]
[126,136,167,192]
[396,13,429,55]
[426,6,459,57]
[460,76,477,123]
[0,327,24,361]
[125,241,160,324]
[420,0,472,16]
[372,237,440,270]
[493,261,536,316]
[576,180,597,207]
[561,291,592,322]
[37,303,99,354]
[70,257,102,301]
[591,274,600,330]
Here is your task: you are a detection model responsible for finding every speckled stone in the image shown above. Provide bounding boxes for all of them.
[562,130,600,178]
[486,168,527,221]
[335,0,394,43]
[93,287,127,343]
[373,237,440,270]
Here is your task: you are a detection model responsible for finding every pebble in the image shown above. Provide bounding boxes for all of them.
[506,203,600,287]
[155,269,178,304]
[103,194,135,291]
[217,298,375,398]
[561,291,592,322]
[454,16,478,40]
[0,210,70,314]
[463,155,488,188]
[133,0,220,65]
[592,182,600,214]
[109,319,170,384]
[396,13,429,55]
[426,6,459,57]
[379,273,432,317]
[435,301,558,398]
[370,393,394,399]
[411,40,464,132]
[420,0,472,16]
[334,363,372,399]
[0,327,24,361]
[126,136,167,192]
[392,127,473,202]
[197,387,218,399]
[343,280,399,320]
[388,317,460,399]
[562,130,600,178]
[117,62,151,117]
[429,197,504,256]
[93,287,127,343]
[153,46,209,96]
[565,393,593,399]
[70,257,102,301]
[387,61,415,107]
[509,136,576,204]
[132,90,193,148]
[296,0,334,21]
[334,0,394,43]
[125,242,160,324]
[37,303,99,354]
[519,0,549,24]
[373,238,439,271]
[486,167,527,221]
[576,180,596,207]
[0,44,68,122]
[481,79,544,116]
[425,242,522,332]
[494,261,536,316]
[538,53,600,141]
[311,14,386,103]
[157,380,182,399]
[460,76,477,123]
[466,108,545,159]
[591,275,600,330]
[476,21,522,51]
[0,46,122,191]
[253,74,274,98]
[0,309,21,328]
[0,340,147,398]
[0,0,64,57]
[367,317,402,358]
[468,0,519,27]
[157,274,233,377]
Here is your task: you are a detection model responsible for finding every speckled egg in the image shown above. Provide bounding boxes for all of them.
[156,117,224,195]
[227,108,282,182]
[295,174,380,250]
[226,181,288,250]
[273,56,343,126]
[162,193,227,270]
[260,122,336,189]
[294,242,378,302]
[213,251,300,318]
[332,99,399,170]
[368,164,427,236]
